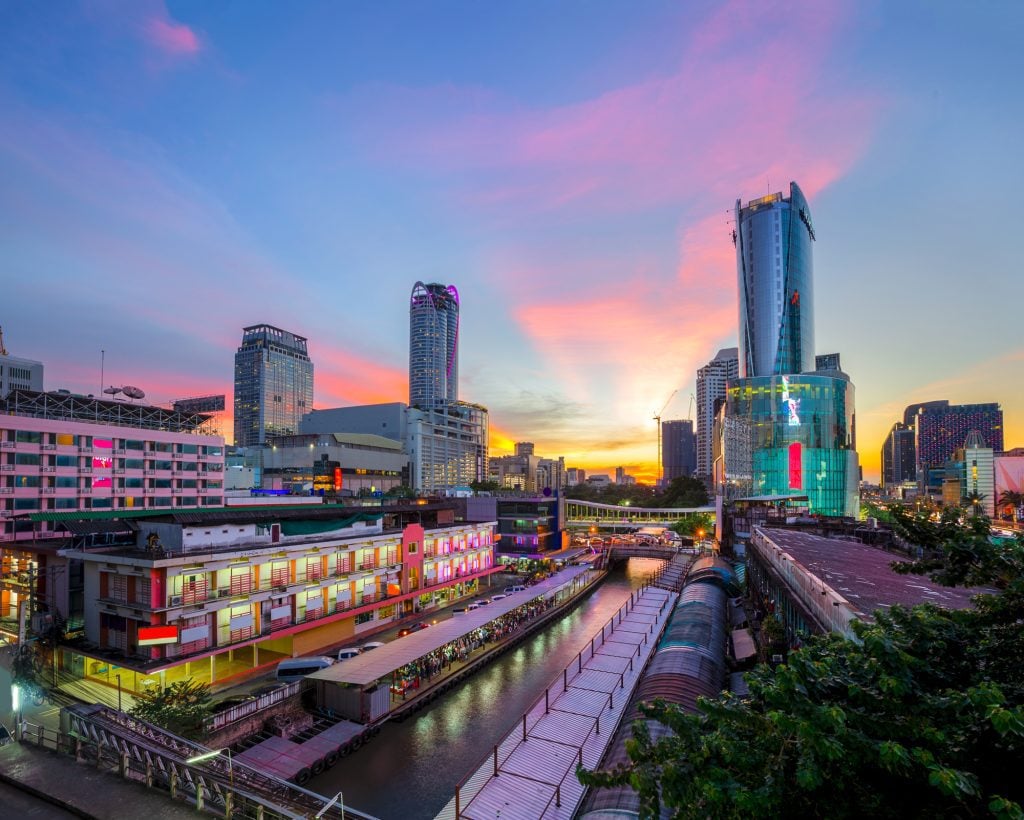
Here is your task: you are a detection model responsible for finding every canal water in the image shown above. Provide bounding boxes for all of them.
[309,558,662,820]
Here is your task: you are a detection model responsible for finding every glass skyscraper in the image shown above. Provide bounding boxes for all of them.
[233,324,313,447]
[726,373,859,518]
[409,282,460,410]
[735,182,815,378]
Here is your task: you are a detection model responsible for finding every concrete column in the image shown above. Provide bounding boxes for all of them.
[210,654,215,683]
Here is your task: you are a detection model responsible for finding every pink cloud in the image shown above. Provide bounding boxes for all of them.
[144,17,201,56]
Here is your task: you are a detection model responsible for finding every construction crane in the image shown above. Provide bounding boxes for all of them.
[687,393,695,420]
[653,389,678,487]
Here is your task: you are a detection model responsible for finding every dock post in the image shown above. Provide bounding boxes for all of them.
[522,714,527,741]
[564,668,568,692]
[556,785,561,808]
[494,745,499,776]
[455,786,460,819]
[545,689,549,714]
[620,672,625,689]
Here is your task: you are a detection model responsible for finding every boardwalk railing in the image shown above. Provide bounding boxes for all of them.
[450,576,673,819]
[203,680,302,732]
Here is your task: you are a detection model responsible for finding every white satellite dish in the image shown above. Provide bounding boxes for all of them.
[122,386,145,401]
[103,386,122,397]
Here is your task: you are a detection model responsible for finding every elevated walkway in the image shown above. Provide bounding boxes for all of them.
[435,582,676,820]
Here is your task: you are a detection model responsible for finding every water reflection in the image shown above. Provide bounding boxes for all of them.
[310,559,661,820]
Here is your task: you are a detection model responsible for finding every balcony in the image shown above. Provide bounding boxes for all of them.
[358,562,377,571]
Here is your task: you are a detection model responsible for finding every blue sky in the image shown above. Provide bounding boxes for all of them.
[1,0,1022,480]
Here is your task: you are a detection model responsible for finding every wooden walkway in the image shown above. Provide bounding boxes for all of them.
[435,583,676,820]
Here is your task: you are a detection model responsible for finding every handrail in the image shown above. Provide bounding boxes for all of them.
[453,572,669,817]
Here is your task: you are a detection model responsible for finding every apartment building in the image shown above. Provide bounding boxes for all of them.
[1,390,225,542]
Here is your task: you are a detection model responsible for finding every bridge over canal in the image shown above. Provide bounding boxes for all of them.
[563,499,714,532]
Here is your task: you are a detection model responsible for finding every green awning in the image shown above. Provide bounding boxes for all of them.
[279,512,383,536]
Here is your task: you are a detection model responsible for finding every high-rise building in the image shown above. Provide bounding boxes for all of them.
[409,282,460,410]
[696,347,739,479]
[913,402,1003,476]
[0,327,44,398]
[233,324,313,448]
[662,419,696,482]
[735,182,816,378]
[881,422,916,492]
[724,183,859,517]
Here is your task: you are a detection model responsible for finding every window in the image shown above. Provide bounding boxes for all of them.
[14,453,40,466]
[55,455,77,467]
[15,430,42,444]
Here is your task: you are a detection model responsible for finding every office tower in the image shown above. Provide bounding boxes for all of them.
[0,326,44,398]
[409,282,460,410]
[881,422,917,492]
[514,442,535,457]
[662,419,696,482]
[913,402,1003,476]
[735,182,815,378]
[961,430,995,516]
[725,183,859,517]
[233,324,313,447]
[696,347,739,479]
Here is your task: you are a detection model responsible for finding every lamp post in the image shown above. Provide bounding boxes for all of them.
[186,747,234,786]
[114,674,122,712]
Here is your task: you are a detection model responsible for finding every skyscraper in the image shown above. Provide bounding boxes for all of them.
[662,419,696,482]
[233,324,313,447]
[696,347,739,479]
[724,183,860,517]
[881,422,916,491]
[735,182,815,378]
[913,402,1003,477]
[409,281,460,410]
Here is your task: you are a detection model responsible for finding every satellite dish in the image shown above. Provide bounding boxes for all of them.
[122,386,145,400]
[103,386,122,397]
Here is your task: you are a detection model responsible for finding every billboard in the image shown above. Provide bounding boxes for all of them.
[137,625,178,646]
[172,395,226,413]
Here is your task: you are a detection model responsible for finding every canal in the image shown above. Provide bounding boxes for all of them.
[309,558,663,820]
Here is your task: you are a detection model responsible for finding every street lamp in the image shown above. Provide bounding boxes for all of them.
[186,747,234,786]
[315,791,345,818]
[114,674,122,712]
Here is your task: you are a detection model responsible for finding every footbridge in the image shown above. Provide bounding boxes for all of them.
[563,499,714,532]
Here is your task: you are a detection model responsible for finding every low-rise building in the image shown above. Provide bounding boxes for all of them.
[54,502,497,696]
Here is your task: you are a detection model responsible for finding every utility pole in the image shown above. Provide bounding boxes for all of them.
[653,390,678,488]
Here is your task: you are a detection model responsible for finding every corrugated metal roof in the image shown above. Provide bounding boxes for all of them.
[330,432,403,450]
[310,566,595,687]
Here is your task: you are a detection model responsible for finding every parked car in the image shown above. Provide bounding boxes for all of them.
[491,593,508,601]
[503,585,527,594]
[361,641,386,651]
[336,647,362,661]
[397,622,430,637]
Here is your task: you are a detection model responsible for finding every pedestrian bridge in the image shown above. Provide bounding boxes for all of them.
[564,499,714,530]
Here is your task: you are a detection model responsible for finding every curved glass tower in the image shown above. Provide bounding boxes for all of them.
[409,282,460,410]
[735,181,815,378]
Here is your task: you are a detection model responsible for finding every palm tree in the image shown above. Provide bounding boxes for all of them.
[964,491,987,519]
[998,489,1023,524]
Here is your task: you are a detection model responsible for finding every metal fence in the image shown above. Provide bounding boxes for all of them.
[203,680,302,732]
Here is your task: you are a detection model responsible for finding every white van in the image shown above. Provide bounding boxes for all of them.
[276,656,335,682]
[503,585,527,594]
[336,647,361,661]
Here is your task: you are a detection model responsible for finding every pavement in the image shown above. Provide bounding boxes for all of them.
[0,741,198,819]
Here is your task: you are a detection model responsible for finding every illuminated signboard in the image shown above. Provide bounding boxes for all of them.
[788,441,802,490]
[781,376,801,426]
[137,625,178,646]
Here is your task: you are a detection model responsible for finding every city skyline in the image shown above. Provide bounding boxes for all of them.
[3,1,1022,482]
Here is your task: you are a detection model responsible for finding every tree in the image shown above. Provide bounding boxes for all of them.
[657,475,709,508]
[384,485,415,499]
[130,679,213,739]
[578,511,1024,818]
[671,513,714,538]
[998,490,1023,523]
[469,480,501,494]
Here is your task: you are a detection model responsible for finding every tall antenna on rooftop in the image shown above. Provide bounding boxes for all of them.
[100,349,105,398]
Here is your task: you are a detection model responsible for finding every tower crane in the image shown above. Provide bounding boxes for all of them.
[653,389,678,487]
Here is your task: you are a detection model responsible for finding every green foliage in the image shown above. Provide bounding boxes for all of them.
[672,513,714,538]
[130,679,212,739]
[384,484,415,499]
[659,475,709,508]
[469,480,501,494]
[579,515,1024,818]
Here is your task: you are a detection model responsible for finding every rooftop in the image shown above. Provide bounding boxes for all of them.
[309,565,592,687]
[759,528,983,617]
[1,389,215,435]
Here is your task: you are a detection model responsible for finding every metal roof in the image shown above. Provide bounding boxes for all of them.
[309,565,594,687]
[758,527,985,617]
[330,432,403,450]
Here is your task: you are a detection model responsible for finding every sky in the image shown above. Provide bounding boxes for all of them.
[2,0,1022,483]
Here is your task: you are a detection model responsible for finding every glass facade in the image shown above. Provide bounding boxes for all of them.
[233,325,313,447]
[735,182,815,378]
[409,282,459,410]
[726,374,859,517]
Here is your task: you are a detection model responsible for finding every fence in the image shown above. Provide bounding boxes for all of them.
[203,680,302,733]
[450,576,673,818]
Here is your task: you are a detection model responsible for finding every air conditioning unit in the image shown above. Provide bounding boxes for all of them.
[170,595,182,606]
